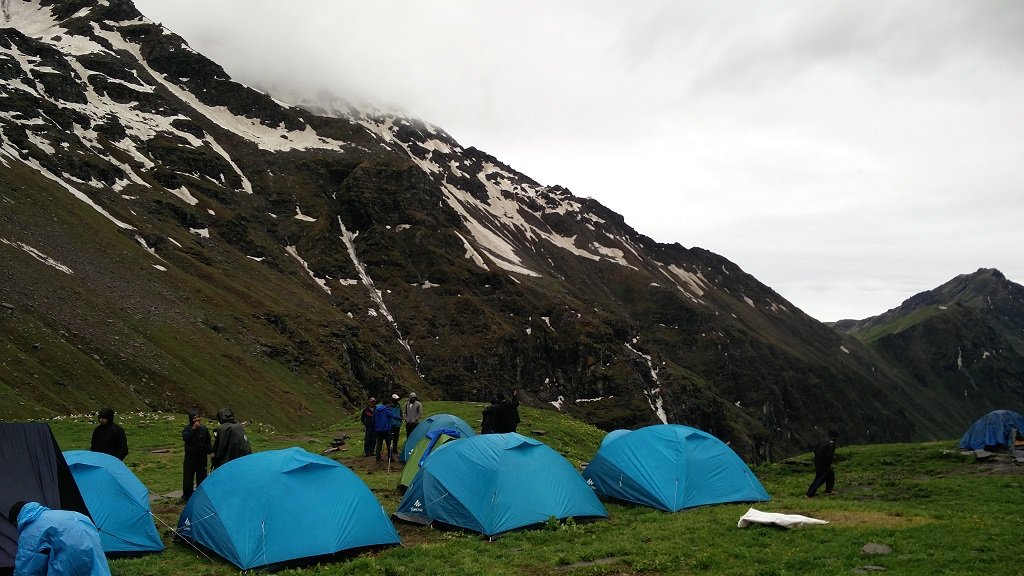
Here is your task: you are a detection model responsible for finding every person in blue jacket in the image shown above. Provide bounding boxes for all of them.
[7,501,111,576]
[373,398,400,462]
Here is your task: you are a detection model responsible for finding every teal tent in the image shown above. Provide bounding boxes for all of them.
[177,448,398,570]
[401,414,475,463]
[395,433,607,536]
[399,428,460,490]
[63,450,164,555]
[583,424,770,512]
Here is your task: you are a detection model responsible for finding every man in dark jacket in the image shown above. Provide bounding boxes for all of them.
[360,397,377,457]
[806,429,839,497]
[491,392,521,433]
[181,411,212,501]
[211,408,251,469]
[90,407,128,460]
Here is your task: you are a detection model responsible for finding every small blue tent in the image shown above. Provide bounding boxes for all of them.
[176,448,399,570]
[401,413,475,462]
[395,433,607,536]
[63,450,164,555]
[959,410,1024,450]
[583,424,770,512]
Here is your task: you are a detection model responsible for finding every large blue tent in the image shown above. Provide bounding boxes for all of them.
[583,424,770,512]
[959,410,1024,450]
[176,448,399,570]
[395,433,607,536]
[401,413,476,462]
[63,450,164,555]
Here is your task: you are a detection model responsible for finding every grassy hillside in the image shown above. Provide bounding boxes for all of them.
[23,403,1024,576]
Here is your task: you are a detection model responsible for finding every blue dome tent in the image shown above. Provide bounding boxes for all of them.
[63,450,164,555]
[401,413,475,462]
[959,410,1024,451]
[583,424,770,512]
[395,433,607,536]
[176,448,399,570]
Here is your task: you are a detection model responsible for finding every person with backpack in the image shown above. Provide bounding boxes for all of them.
[211,408,251,469]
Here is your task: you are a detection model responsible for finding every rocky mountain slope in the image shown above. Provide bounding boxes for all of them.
[1,0,1016,459]
[833,268,1024,423]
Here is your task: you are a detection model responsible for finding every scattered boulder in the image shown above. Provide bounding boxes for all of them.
[862,543,893,555]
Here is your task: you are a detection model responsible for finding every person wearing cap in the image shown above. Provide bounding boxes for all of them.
[90,407,128,461]
[388,394,402,459]
[211,407,251,469]
[181,411,212,502]
[403,393,423,438]
[360,396,377,457]
[6,501,111,575]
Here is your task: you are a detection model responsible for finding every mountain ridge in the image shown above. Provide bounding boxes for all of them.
[1,0,1020,460]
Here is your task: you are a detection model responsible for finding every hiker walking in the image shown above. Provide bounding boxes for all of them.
[181,411,212,501]
[90,407,128,461]
[360,397,377,457]
[806,429,839,497]
[404,392,423,439]
[211,408,251,469]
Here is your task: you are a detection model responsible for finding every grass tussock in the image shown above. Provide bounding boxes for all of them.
[23,402,1024,576]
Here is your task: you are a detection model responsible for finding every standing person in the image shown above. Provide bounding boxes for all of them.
[6,500,111,575]
[491,392,522,434]
[481,396,499,434]
[90,407,128,461]
[403,392,423,439]
[806,429,839,497]
[181,411,212,502]
[373,398,393,462]
[388,394,402,459]
[360,397,377,457]
[211,408,251,469]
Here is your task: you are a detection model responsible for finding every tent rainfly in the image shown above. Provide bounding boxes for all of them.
[64,450,164,555]
[400,413,475,463]
[583,424,771,512]
[177,448,399,570]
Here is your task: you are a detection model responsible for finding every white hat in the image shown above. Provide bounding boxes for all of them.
[410,392,418,398]
[392,394,400,400]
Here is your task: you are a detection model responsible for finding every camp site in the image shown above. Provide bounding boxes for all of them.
[2,401,1022,576]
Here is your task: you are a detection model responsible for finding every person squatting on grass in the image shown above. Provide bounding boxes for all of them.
[6,501,111,575]
[806,429,839,497]
[181,410,212,502]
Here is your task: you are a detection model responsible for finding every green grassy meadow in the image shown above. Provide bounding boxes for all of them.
[32,402,1024,576]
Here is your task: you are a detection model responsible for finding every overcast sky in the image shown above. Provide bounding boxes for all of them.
[133,0,1024,322]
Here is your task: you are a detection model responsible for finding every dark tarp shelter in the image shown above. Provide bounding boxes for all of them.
[0,423,90,575]
[959,410,1024,451]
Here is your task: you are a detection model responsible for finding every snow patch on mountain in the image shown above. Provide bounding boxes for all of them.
[0,237,73,274]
